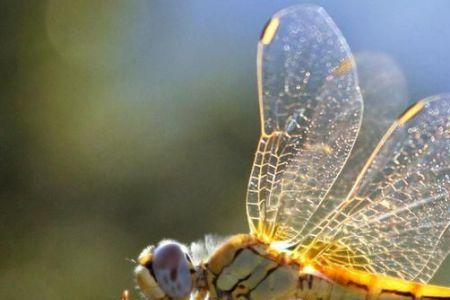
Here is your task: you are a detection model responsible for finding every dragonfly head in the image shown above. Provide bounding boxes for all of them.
[135,240,195,299]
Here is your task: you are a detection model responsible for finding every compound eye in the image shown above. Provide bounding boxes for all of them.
[153,241,193,298]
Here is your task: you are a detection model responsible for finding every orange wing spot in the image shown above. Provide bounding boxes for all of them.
[260,17,280,45]
[332,57,354,76]
[398,101,425,125]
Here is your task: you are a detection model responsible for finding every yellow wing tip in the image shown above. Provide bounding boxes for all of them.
[332,57,355,76]
[260,17,280,45]
[397,101,425,125]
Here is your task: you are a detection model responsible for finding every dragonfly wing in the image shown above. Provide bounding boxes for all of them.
[304,53,410,236]
[310,95,450,283]
[330,52,409,199]
[246,5,363,246]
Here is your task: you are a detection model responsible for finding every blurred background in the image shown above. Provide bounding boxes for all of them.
[1,0,449,299]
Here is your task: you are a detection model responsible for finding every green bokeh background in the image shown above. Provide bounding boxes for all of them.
[1,1,449,299]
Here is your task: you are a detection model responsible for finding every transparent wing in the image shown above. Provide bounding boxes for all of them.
[246,5,363,246]
[307,95,450,283]
[295,53,410,242]
[330,52,409,200]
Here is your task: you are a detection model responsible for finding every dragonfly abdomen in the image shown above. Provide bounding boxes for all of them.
[202,234,450,300]
[304,264,450,300]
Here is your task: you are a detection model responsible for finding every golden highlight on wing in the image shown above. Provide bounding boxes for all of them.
[307,95,450,283]
[246,5,363,246]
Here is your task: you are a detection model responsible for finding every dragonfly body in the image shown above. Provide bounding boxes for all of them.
[201,234,450,300]
[204,234,299,300]
[132,4,450,300]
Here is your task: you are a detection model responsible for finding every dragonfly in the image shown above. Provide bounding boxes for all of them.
[130,5,450,300]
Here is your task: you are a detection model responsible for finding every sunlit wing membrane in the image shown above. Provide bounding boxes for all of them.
[295,53,410,242]
[330,52,409,199]
[246,5,363,246]
[307,95,450,283]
